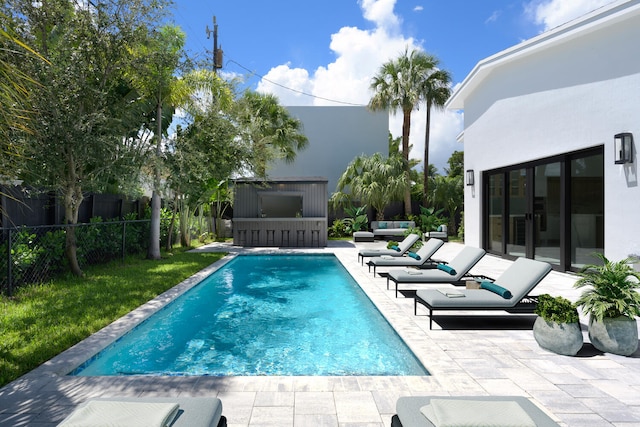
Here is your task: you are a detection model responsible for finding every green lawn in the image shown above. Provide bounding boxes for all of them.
[0,248,226,387]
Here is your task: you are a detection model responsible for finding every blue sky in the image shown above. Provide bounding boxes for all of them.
[171,0,615,173]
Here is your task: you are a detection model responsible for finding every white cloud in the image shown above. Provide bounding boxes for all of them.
[485,10,501,24]
[413,5,424,12]
[360,0,402,32]
[255,0,462,173]
[525,0,615,30]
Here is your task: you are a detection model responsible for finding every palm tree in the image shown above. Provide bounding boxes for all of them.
[0,24,42,180]
[369,48,440,215]
[331,152,407,220]
[234,91,308,177]
[421,63,452,206]
[125,25,187,259]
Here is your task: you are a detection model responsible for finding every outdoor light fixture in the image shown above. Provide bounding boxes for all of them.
[614,132,634,164]
[466,169,475,186]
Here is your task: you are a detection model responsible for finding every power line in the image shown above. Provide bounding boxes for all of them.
[172,8,367,106]
[226,59,368,107]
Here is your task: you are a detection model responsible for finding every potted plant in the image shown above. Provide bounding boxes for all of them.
[533,294,583,356]
[574,253,640,356]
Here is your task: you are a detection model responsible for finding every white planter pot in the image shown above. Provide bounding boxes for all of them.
[588,316,638,356]
[533,317,583,356]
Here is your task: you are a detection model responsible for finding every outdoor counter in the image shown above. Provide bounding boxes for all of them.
[233,218,327,247]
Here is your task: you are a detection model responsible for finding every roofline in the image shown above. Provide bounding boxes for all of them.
[446,0,640,110]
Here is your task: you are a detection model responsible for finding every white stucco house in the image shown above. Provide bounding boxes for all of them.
[448,0,640,271]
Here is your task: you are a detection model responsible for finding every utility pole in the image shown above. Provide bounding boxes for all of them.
[206,16,223,74]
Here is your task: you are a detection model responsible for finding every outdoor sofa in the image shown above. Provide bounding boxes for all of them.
[370,220,415,238]
[414,257,552,329]
[425,224,448,242]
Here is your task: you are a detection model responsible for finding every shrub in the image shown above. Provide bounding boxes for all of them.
[535,294,580,324]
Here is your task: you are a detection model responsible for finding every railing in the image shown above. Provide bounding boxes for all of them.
[1,220,150,296]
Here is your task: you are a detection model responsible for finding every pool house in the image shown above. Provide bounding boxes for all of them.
[232,177,328,247]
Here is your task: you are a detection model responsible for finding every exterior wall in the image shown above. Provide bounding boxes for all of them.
[268,106,389,195]
[234,180,328,218]
[461,5,640,261]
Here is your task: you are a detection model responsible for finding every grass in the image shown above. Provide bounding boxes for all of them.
[0,247,226,387]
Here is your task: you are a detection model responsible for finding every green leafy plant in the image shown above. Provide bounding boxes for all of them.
[413,205,446,233]
[574,253,640,321]
[328,219,348,238]
[386,240,398,249]
[535,294,579,324]
[343,205,368,234]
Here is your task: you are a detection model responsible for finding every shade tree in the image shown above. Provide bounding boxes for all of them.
[9,0,172,275]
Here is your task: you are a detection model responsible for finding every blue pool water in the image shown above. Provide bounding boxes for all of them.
[72,254,428,376]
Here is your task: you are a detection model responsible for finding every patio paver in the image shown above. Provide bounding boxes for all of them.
[1,240,639,426]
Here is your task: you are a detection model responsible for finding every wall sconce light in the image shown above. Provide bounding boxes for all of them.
[614,132,633,164]
[466,169,474,186]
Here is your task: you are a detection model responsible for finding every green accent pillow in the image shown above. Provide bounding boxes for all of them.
[399,221,409,228]
[481,281,512,299]
[437,264,457,276]
[378,222,388,229]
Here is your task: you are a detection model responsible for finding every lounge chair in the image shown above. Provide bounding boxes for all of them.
[414,257,552,329]
[366,238,445,275]
[391,395,560,427]
[57,396,226,427]
[357,233,420,265]
[385,246,486,297]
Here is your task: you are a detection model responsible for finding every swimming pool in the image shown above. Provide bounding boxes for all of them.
[72,254,428,376]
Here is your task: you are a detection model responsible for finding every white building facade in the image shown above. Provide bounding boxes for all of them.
[448,0,640,271]
[269,106,389,196]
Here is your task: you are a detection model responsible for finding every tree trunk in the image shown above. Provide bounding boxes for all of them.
[63,151,84,277]
[148,190,161,259]
[179,201,190,247]
[63,181,84,277]
[402,109,412,216]
[166,193,179,251]
[422,101,432,207]
[147,101,163,260]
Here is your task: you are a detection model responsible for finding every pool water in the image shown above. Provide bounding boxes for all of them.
[72,254,428,376]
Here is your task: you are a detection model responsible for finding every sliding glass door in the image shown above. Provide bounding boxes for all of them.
[533,162,561,265]
[570,153,604,269]
[507,169,527,257]
[483,148,602,271]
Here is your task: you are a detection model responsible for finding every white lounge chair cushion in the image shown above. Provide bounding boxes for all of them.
[388,246,485,282]
[369,239,444,267]
[58,400,179,427]
[420,399,536,427]
[58,397,223,427]
[358,234,420,257]
[395,396,560,427]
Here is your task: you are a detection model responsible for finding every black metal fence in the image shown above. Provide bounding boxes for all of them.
[0,186,144,228]
[1,220,150,296]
